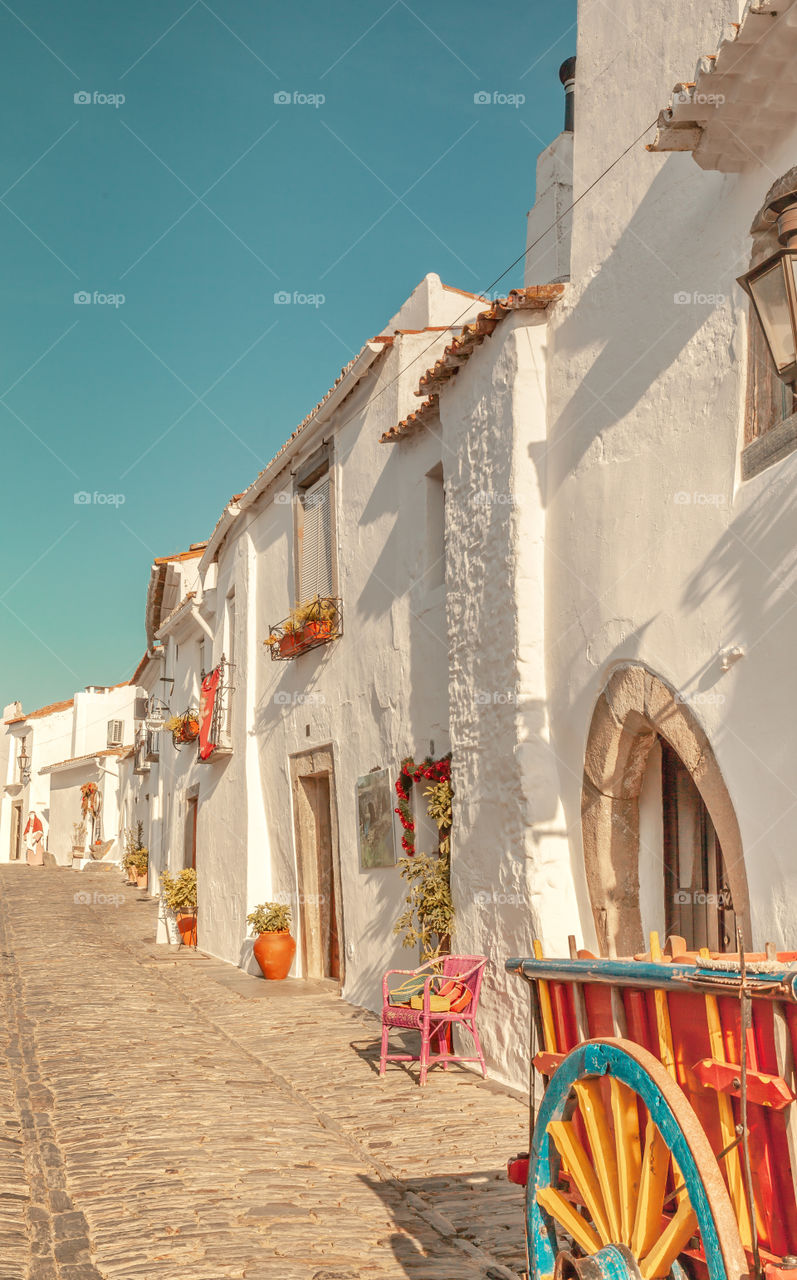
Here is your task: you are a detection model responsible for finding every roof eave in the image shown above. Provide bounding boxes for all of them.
[199,338,389,572]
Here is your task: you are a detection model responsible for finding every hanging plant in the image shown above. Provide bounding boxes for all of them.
[393,754,451,855]
[80,781,99,818]
[393,753,454,959]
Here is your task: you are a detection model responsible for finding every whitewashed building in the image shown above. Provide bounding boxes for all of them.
[380,0,797,1087]
[14,1,797,1096]
[147,275,484,994]
[1,683,140,867]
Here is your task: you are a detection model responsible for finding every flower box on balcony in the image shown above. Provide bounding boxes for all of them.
[266,598,342,662]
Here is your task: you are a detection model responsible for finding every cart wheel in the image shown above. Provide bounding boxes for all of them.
[528,1039,747,1280]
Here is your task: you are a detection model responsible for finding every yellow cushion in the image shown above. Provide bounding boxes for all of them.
[410,993,451,1012]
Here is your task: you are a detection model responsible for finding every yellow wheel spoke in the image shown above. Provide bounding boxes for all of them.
[573,1080,622,1242]
[547,1120,612,1245]
[639,1198,698,1279]
[610,1077,642,1245]
[630,1118,669,1258]
[537,1186,603,1255]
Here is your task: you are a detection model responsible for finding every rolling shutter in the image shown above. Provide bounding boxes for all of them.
[299,476,332,600]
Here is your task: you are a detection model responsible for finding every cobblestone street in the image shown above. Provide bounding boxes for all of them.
[0,866,528,1280]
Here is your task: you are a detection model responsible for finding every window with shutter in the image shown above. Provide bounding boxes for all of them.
[299,476,332,601]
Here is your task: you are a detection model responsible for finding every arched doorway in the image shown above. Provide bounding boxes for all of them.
[581,664,751,956]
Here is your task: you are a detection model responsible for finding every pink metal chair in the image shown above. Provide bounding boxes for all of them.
[379,954,488,1086]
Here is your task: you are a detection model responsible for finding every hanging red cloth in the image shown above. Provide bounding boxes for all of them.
[198,667,221,760]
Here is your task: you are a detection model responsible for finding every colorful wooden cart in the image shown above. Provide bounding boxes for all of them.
[506,935,797,1280]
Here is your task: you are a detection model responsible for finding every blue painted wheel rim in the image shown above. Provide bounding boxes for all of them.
[527,1042,729,1280]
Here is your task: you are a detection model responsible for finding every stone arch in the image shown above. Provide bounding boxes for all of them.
[581,664,751,956]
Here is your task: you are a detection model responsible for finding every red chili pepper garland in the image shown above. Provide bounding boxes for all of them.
[394,753,451,856]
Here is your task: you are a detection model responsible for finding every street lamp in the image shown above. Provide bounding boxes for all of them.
[738,191,797,384]
[18,747,30,784]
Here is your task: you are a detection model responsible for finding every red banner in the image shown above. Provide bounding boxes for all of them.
[198,667,221,760]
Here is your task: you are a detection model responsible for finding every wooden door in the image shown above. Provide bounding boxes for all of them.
[10,804,21,861]
[662,740,736,951]
[296,774,340,980]
[185,798,198,870]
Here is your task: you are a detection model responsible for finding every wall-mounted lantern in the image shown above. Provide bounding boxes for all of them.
[18,746,31,785]
[738,191,797,383]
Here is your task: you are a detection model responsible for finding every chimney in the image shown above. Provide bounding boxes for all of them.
[523,58,576,286]
[559,57,576,133]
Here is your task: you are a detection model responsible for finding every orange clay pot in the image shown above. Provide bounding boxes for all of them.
[253,930,296,980]
[176,911,197,947]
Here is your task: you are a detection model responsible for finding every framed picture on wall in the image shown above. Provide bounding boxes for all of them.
[356,768,397,870]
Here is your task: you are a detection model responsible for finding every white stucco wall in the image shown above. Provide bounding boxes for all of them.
[543,0,797,957]
[187,286,481,1002]
[438,310,578,1088]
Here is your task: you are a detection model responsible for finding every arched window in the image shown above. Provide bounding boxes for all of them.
[582,665,750,957]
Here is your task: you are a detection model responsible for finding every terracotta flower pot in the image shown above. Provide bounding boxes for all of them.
[136,872,148,889]
[278,632,301,658]
[301,620,332,644]
[253,930,296,980]
[176,911,197,947]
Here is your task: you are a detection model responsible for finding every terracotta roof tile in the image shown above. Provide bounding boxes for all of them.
[6,698,74,725]
[41,746,132,773]
[381,285,564,442]
[153,543,208,566]
[156,591,196,634]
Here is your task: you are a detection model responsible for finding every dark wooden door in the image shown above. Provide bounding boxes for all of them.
[10,804,21,861]
[185,798,197,870]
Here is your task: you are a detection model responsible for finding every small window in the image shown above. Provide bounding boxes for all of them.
[298,474,333,601]
[107,719,124,748]
[425,463,445,590]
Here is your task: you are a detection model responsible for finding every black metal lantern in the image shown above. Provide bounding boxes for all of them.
[738,192,797,384]
[18,747,30,783]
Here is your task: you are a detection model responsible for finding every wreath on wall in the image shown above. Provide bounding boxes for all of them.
[80,781,100,818]
[394,754,451,856]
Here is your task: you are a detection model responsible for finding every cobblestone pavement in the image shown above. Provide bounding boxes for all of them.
[0,865,529,1280]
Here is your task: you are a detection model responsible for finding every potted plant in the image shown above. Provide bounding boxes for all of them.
[300,596,337,643]
[164,711,201,747]
[161,868,197,946]
[130,846,149,889]
[247,901,296,980]
[122,823,145,883]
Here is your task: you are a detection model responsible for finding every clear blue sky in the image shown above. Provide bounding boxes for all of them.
[0,0,576,712]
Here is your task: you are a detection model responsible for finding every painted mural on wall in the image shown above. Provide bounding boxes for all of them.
[356,768,396,870]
